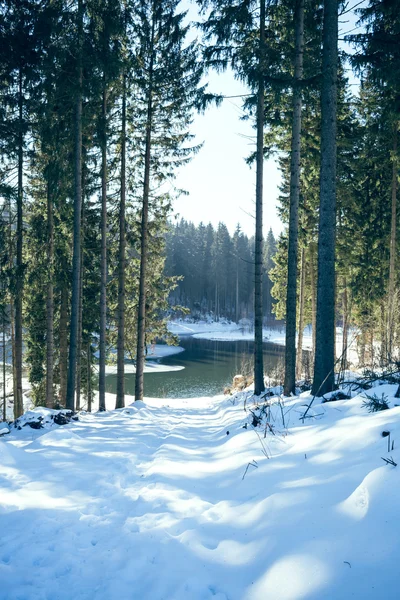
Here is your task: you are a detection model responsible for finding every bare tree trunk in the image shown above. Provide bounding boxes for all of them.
[59,275,68,406]
[296,246,306,381]
[359,328,366,367]
[14,67,24,419]
[380,299,387,366]
[254,0,266,396]
[116,64,127,410]
[75,235,84,411]
[66,0,83,411]
[135,13,155,402]
[341,278,348,372]
[8,201,17,409]
[369,329,374,367]
[387,128,398,361]
[45,178,54,408]
[312,0,338,396]
[236,257,239,323]
[309,243,317,360]
[10,299,16,407]
[2,316,6,421]
[284,0,305,396]
[87,340,92,412]
[99,77,107,411]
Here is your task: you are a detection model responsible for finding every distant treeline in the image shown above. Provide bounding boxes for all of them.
[165,220,277,323]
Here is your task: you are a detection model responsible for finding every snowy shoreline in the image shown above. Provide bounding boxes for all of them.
[168,320,360,364]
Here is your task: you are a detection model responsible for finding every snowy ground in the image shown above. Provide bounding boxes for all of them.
[1,344,185,419]
[1,384,400,599]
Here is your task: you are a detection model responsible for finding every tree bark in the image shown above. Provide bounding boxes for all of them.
[75,225,84,411]
[87,340,92,412]
[254,0,266,397]
[14,67,24,419]
[99,76,107,411]
[2,315,6,421]
[296,246,306,381]
[380,299,386,366]
[341,277,349,372]
[284,0,305,396]
[116,63,127,410]
[309,243,317,360]
[45,176,54,408]
[387,127,398,360]
[236,256,239,323]
[135,12,155,401]
[66,0,83,411]
[59,272,68,406]
[312,0,338,396]
[8,200,17,410]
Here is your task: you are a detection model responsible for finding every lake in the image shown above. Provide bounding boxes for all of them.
[105,336,285,398]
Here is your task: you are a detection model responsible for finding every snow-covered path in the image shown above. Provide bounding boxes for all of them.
[1,391,400,599]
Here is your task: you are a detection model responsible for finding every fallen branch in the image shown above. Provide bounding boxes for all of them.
[242,460,258,480]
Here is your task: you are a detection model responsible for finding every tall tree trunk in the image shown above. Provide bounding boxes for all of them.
[235,257,239,323]
[309,243,317,360]
[284,0,305,396]
[10,299,16,408]
[99,77,107,411]
[14,67,24,419]
[2,315,6,421]
[116,65,127,410]
[359,327,366,367]
[341,277,349,372]
[45,177,54,408]
[135,14,155,402]
[66,0,83,411]
[380,299,386,366]
[311,0,338,396]
[254,0,266,396]
[75,233,84,411]
[387,128,398,360]
[369,329,374,367]
[8,200,17,409]
[296,246,306,381]
[59,273,68,406]
[87,340,92,412]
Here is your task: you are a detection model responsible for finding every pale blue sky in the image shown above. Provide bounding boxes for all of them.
[173,1,365,238]
[174,69,282,238]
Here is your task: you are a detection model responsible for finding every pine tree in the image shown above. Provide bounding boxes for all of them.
[283,0,304,395]
[66,0,84,411]
[132,0,203,401]
[311,0,338,396]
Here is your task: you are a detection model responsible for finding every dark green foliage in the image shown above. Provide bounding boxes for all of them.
[362,393,390,413]
[165,219,277,323]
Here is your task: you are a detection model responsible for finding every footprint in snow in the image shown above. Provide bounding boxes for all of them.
[338,483,369,520]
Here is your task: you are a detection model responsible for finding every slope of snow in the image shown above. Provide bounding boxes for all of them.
[1,386,400,599]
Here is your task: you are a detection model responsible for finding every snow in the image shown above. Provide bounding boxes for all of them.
[168,320,358,362]
[103,344,185,374]
[1,383,400,599]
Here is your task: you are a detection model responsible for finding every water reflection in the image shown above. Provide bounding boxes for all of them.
[105,336,284,399]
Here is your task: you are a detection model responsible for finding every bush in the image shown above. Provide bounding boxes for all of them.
[361,393,390,413]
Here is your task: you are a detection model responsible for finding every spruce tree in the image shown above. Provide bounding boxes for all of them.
[131,0,203,401]
[311,0,338,396]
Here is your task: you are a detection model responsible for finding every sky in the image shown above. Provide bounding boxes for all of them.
[173,70,283,238]
[172,1,365,239]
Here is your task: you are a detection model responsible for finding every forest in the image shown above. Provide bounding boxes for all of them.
[1,2,400,599]
[0,0,399,413]
[165,221,277,322]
